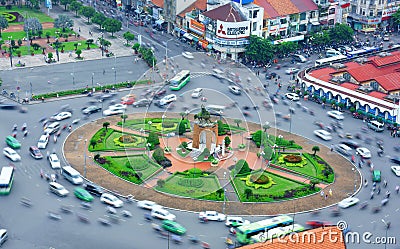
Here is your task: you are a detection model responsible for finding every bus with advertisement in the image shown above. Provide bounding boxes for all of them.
[250,224,305,243]
[0,166,15,195]
[169,70,190,91]
[236,215,294,244]
[345,46,381,58]
[314,55,347,67]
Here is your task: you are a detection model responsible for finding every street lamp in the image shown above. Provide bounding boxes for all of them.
[8,36,13,67]
[100,32,104,57]
[193,157,197,170]
[260,151,265,170]
[71,72,75,85]
[381,219,389,249]
[84,139,87,177]
[289,100,294,133]
[352,168,357,194]
[112,67,116,85]
[164,38,173,70]
[91,72,94,87]
[222,188,227,215]
[146,143,152,157]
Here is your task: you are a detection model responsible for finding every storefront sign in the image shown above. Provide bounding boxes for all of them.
[382,6,400,17]
[189,19,205,35]
[216,20,250,39]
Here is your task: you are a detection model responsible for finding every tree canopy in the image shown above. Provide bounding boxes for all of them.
[92,12,106,30]
[103,18,122,37]
[23,18,43,36]
[328,23,354,43]
[80,6,95,23]
[54,15,74,32]
[69,0,83,17]
[0,16,9,36]
[123,31,135,45]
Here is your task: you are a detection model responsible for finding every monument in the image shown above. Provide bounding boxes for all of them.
[192,105,219,153]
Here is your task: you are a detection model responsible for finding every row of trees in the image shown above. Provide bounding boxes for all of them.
[245,23,354,64]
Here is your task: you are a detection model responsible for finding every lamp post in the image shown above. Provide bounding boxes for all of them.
[289,100,293,133]
[29,82,32,98]
[193,157,197,170]
[260,151,265,170]
[162,115,168,147]
[84,139,87,177]
[146,143,152,158]
[381,219,389,249]
[112,67,116,85]
[100,32,104,57]
[8,36,13,67]
[164,38,173,70]
[222,188,227,215]
[91,72,94,87]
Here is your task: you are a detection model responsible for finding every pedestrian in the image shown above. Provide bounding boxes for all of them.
[325,194,328,200]
[330,144,334,152]
[364,179,368,187]
[384,179,387,188]
[370,191,374,199]
[103,69,105,75]
[385,190,391,198]
[329,188,332,196]
[320,190,324,198]
[377,186,381,195]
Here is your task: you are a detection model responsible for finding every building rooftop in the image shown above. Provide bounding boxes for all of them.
[177,0,207,18]
[238,226,345,249]
[202,2,244,21]
[254,0,317,19]
[150,0,163,8]
[290,0,318,13]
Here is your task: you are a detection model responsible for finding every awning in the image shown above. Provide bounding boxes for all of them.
[341,2,350,8]
[382,16,390,21]
[183,33,193,40]
[155,19,164,26]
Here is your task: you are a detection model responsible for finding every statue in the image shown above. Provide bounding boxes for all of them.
[194,105,212,124]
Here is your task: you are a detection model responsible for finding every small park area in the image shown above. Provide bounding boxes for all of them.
[89,128,147,152]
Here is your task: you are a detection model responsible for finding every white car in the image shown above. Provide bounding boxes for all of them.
[37,134,49,149]
[100,193,124,208]
[3,147,21,161]
[182,51,194,59]
[48,153,61,169]
[356,147,371,158]
[151,207,176,221]
[159,94,177,106]
[313,130,332,141]
[327,110,344,120]
[51,111,72,121]
[137,200,157,210]
[338,197,359,208]
[109,104,127,110]
[285,68,299,74]
[49,182,69,197]
[285,93,299,101]
[228,85,241,95]
[103,108,124,116]
[225,216,250,227]
[191,88,203,98]
[391,166,400,176]
[199,211,226,221]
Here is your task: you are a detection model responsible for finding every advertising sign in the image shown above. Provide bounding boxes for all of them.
[216,20,250,39]
[189,19,205,35]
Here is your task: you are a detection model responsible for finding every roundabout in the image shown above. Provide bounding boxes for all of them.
[64,109,360,215]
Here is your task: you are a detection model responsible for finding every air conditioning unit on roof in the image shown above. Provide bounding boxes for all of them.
[331,63,346,69]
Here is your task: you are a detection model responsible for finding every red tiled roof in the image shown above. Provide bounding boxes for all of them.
[151,0,163,8]
[291,0,318,12]
[369,50,400,67]
[266,0,299,16]
[177,0,207,18]
[340,82,359,90]
[309,67,336,81]
[374,72,400,91]
[254,0,279,19]
[239,226,345,249]
[202,2,243,21]
[368,91,388,100]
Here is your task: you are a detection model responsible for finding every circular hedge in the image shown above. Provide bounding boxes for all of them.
[250,172,270,184]
[119,135,135,143]
[284,154,302,163]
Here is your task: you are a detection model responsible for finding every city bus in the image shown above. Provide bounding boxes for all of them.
[169,70,190,91]
[0,166,15,195]
[250,224,305,243]
[236,215,294,244]
[314,55,347,67]
[346,46,381,58]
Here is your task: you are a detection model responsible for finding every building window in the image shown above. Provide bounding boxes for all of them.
[253,9,259,18]
[369,10,374,16]
[328,19,334,25]
[252,22,257,31]
[328,8,335,14]
[370,81,379,90]
[299,24,306,31]
[280,18,287,24]
[377,11,382,16]
[300,13,306,20]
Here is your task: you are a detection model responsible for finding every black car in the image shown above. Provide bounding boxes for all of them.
[132,99,150,108]
[390,156,400,165]
[265,72,277,80]
[340,140,359,149]
[84,183,103,196]
[153,89,167,99]
[82,106,101,114]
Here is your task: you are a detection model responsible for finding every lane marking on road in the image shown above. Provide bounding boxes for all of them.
[357,225,363,228]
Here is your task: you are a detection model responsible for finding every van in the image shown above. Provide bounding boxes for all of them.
[372,170,381,182]
[293,54,307,63]
[335,144,353,156]
[206,105,225,116]
[212,68,225,79]
[44,122,60,135]
[61,166,83,185]
[325,49,342,57]
[367,120,384,132]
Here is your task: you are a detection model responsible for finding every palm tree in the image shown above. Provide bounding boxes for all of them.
[312,146,320,156]
[179,112,188,120]
[234,119,242,127]
[103,122,110,131]
[90,138,97,149]
[121,114,128,123]
[263,123,271,133]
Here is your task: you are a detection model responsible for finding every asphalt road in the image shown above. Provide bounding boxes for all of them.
[1,50,400,249]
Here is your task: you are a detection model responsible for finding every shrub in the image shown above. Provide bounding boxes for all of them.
[250,172,270,184]
[160,159,172,168]
[178,121,186,135]
[235,159,251,175]
[162,122,174,128]
[94,154,100,161]
[188,168,203,176]
[252,130,262,145]
[152,147,165,163]
[217,120,226,135]
[181,141,188,150]
[147,131,160,149]
[157,179,165,188]
[284,154,302,163]
[238,143,246,149]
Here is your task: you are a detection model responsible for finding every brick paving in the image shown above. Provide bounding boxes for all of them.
[64,112,361,215]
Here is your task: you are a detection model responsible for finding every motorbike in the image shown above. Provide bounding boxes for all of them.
[188,235,199,244]
[359,201,368,210]
[20,197,32,207]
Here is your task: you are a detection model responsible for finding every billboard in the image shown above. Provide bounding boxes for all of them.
[189,19,205,35]
[216,20,250,39]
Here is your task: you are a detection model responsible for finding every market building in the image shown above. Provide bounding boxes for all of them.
[299,48,400,123]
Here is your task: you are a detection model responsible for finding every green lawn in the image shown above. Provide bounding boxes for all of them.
[233,171,319,202]
[275,153,317,178]
[0,6,54,24]
[100,155,161,184]
[57,41,99,52]
[155,173,224,201]
[104,130,147,150]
